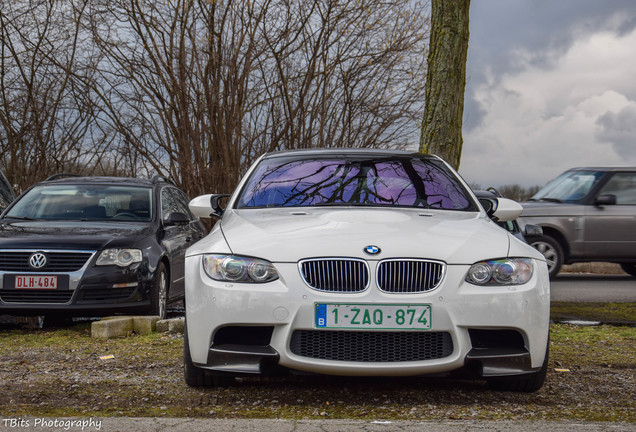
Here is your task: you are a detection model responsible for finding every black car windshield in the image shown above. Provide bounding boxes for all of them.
[530,170,605,203]
[236,155,476,210]
[4,185,153,221]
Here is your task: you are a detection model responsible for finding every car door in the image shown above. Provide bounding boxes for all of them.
[160,187,201,299]
[584,172,636,259]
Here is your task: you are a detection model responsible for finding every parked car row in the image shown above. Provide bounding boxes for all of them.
[3,151,631,393]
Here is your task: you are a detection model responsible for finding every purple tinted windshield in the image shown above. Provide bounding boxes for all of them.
[237,156,473,210]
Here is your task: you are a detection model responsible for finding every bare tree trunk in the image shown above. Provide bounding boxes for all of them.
[419,0,470,170]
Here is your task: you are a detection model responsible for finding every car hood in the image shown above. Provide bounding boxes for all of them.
[0,220,154,250]
[217,207,514,264]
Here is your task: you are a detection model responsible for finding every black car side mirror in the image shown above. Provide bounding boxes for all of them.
[478,198,498,218]
[524,224,543,238]
[594,194,616,207]
[210,194,231,218]
[164,211,190,226]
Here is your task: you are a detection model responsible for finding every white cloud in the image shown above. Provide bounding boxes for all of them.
[460,28,636,188]
[596,104,636,159]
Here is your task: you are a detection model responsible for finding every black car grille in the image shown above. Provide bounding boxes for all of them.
[290,330,453,362]
[299,258,445,293]
[0,251,93,272]
[0,289,74,304]
[377,260,444,293]
[77,287,137,303]
[300,259,369,292]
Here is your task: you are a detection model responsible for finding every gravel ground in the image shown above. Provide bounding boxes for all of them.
[0,322,634,424]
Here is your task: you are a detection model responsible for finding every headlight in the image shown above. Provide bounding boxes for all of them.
[96,249,143,267]
[202,254,279,283]
[465,258,533,286]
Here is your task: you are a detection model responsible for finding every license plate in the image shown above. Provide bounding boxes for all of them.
[14,275,58,290]
[315,303,431,330]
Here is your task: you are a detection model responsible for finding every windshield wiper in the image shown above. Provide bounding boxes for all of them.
[3,216,37,220]
[539,198,563,203]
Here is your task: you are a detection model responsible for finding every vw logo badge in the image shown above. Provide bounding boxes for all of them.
[363,245,381,255]
[29,252,48,269]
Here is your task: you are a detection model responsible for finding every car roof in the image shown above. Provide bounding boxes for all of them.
[566,167,636,172]
[473,190,496,198]
[38,174,173,187]
[262,148,441,160]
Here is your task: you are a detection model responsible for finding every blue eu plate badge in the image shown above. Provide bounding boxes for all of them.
[315,304,327,327]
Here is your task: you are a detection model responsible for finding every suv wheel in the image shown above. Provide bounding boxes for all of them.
[620,263,636,277]
[151,262,168,319]
[531,235,563,278]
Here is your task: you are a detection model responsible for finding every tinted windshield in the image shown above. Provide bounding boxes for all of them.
[4,185,153,221]
[237,156,476,210]
[531,170,605,203]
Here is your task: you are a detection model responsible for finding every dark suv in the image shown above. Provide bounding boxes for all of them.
[0,175,206,319]
[518,167,636,278]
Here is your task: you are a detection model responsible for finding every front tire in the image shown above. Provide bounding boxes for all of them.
[531,234,564,278]
[150,262,168,319]
[488,340,549,393]
[620,263,636,277]
[183,324,234,388]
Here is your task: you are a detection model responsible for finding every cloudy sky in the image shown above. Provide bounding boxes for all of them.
[458,0,636,188]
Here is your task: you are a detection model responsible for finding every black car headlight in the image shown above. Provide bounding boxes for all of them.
[202,254,279,283]
[96,249,143,267]
[465,258,533,286]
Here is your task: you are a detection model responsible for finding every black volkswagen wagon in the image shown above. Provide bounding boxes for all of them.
[0,175,206,319]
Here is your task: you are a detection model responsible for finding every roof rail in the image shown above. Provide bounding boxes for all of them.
[44,173,82,181]
[151,174,175,185]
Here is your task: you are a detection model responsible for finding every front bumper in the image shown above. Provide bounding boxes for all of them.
[185,257,550,378]
[0,263,153,316]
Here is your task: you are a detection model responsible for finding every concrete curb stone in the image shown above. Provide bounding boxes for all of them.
[156,317,185,334]
[90,315,160,338]
[91,316,185,338]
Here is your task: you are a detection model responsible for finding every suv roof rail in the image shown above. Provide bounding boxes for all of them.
[151,174,175,185]
[44,173,82,181]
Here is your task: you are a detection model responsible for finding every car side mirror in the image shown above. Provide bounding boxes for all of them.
[189,194,230,219]
[594,194,616,207]
[164,211,190,226]
[491,197,523,222]
[523,224,543,238]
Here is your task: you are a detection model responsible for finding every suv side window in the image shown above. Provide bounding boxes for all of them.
[169,188,196,219]
[161,186,194,220]
[161,187,180,220]
[0,171,14,208]
[598,173,636,205]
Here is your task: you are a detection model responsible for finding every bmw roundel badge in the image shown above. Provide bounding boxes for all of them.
[363,245,381,255]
